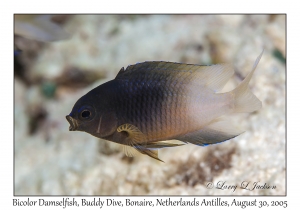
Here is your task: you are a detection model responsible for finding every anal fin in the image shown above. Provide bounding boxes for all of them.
[143,141,185,149]
[176,117,243,146]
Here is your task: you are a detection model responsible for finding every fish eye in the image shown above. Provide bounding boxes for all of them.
[78,105,95,121]
[81,110,90,118]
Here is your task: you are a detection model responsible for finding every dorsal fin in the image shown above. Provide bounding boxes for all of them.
[115,61,234,92]
[115,67,125,78]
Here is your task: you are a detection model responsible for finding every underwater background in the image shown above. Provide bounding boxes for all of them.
[14,14,285,195]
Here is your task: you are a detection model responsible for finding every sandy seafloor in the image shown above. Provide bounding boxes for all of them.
[14,15,285,195]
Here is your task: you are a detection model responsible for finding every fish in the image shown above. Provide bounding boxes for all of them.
[14,15,69,42]
[66,51,263,162]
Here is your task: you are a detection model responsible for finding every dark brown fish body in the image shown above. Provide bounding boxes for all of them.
[67,53,263,161]
[111,67,230,141]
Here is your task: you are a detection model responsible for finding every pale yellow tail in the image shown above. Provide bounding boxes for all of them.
[232,50,263,113]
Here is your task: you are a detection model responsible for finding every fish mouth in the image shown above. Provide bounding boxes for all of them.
[66,115,78,131]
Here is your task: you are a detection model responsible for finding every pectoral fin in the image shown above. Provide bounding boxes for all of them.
[117,123,147,145]
[117,123,164,162]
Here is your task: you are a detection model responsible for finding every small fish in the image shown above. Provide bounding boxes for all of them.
[14,15,69,42]
[66,51,263,162]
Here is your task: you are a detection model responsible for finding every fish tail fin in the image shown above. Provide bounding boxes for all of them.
[231,50,263,113]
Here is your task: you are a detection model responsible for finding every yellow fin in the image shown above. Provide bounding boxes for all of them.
[139,148,164,162]
[122,145,139,157]
[117,124,164,161]
[117,123,147,145]
[117,123,146,158]
[143,141,185,149]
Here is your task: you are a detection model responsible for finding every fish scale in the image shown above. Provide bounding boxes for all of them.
[66,51,263,161]
[120,71,227,139]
